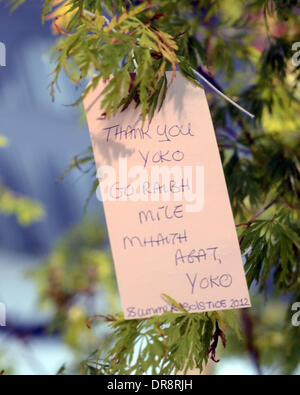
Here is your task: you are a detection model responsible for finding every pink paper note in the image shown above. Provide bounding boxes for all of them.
[84,72,251,319]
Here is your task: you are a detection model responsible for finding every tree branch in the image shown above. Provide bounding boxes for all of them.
[236,198,277,229]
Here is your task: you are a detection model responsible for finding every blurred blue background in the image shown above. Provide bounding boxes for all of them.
[0,1,103,374]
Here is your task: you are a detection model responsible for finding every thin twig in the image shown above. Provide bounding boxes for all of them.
[86,314,117,329]
[237,198,277,245]
[236,198,277,228]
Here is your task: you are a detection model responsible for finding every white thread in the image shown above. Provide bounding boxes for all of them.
[131,49,138,70]
[83,9,95,18]
[192,69,255,119]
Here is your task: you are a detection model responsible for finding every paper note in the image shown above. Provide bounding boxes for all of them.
[84,72,251,319]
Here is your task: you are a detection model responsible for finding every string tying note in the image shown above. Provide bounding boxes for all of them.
[82,9,254,119]
[191,69,255,119]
